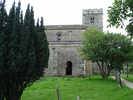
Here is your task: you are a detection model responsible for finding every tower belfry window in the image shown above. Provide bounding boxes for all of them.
[90,17,95,24]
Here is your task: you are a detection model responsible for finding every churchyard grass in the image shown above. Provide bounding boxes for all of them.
[21,76,133,100]
[121,74,133,82]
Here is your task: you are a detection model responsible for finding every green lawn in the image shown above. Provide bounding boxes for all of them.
[121,74,133,82]
[22,76,133,100]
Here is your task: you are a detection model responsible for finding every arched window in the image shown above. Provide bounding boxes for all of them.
[90,17,95,24]
[56,32,62,41]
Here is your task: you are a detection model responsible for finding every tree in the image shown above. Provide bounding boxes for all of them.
[79,28,109,79]
[104,33,133,88]
[107,0,133,38]
[79,28,133,81]
[0,0,7,99]
[0,1,49,100]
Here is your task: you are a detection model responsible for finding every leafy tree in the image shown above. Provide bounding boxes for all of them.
[79,28,109,79]
[79,28,133,81]
[104,33,133,88]
[107,0,133,38]
[0,1,49,100]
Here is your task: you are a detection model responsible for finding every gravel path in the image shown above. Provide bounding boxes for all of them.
[121,78,133,89]
[112,76,133,89]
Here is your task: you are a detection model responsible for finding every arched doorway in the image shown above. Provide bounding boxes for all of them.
[65,61,72,75]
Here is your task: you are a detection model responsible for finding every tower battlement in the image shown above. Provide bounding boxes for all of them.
[83,8,103,14]
[82,8,103,31]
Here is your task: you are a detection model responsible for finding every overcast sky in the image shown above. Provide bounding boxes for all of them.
[5,0,126,33]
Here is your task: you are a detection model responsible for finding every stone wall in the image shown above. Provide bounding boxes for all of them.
[45,25,86,42]
[44,43,85,76]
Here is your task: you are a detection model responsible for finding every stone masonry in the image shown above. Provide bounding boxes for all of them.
[44,9,103,76]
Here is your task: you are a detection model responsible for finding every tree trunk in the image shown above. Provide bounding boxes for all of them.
[118,71,122,88]
[0,94,4,100]
[6,95,21,100]
[101,73,108,80]
[127,64,128,78]
[5,87,24,100]
[96,62,110,80]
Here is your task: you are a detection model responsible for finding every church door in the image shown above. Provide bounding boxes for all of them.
[65,61,72,75]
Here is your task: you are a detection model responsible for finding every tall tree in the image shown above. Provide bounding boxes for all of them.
[0,1,49,100]
[0,1,7,99]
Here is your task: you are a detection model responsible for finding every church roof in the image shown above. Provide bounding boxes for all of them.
[45,25,89,30]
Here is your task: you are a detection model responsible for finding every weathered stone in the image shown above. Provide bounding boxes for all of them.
[44,9,103,76]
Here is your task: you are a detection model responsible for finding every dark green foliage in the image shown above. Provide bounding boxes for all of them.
[79,28,133,80]
[0,1,49,100]
[108,0,133,38]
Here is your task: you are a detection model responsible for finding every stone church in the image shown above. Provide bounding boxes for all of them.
[45,9,103,76]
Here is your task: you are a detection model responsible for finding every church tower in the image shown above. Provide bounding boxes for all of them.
[82,9,103,31]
